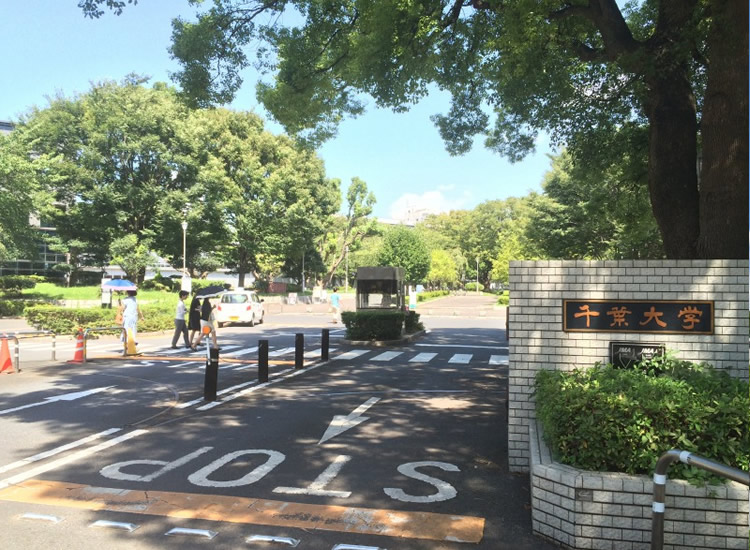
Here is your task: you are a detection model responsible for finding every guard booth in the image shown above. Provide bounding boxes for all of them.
[356,266,405,310]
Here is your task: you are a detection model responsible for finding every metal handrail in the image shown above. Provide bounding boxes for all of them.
[651,449,750,550]
[1,330,57,372]
[82,327,128,362]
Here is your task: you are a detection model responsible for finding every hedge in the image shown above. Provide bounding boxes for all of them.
[535,357,749,484]
[417,290,449,302]
[496,290,509,305]
[25,303,175,335]
[404,311,423,334]
[342,310,405,341]
[465,282,484,292]
[0,275,39,291]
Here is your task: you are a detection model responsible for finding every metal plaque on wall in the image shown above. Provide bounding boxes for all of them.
[610,342,666,368]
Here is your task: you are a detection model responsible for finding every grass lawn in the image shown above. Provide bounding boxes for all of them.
[22,283,178,304]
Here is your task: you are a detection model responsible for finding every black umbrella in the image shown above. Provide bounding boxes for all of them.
[194,285,227,298]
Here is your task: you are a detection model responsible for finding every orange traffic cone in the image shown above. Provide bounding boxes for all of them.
[0,337,14,373]
[68,329,85,363]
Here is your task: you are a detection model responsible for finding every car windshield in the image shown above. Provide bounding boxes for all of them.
[222,294,249,304]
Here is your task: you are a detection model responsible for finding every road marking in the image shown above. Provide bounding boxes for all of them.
[384,462,460,503]
[489,355,508,365]
[409,352,437,363]
[416,343,507,350]
[274,455,352,497]
[224,346,258,357]
[0,430,147,490]
[333,349,369,361]
[0,386,116,416]
[0,479,485,543]
[176,380,259,409]
[0,428,122,475]
[269,347,296,357]
[319,397,380,444]
[447,354,472,364]
[371,351,402,362]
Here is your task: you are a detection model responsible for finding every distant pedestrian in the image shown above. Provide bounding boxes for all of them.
[195,297,219,349]
[188,295,202,350]
[330,287,341,323]
[121,290,144,346]
[171,290,190,348]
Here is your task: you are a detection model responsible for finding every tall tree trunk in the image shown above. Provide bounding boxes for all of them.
[697,0,749,258]
[645,68,700,258]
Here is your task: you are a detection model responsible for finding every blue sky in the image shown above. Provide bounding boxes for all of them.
[1,1,556,220]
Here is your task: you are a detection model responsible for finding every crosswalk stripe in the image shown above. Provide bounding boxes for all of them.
[448,354,472,364]
[269,347,295,357]
[224,346,258,357]
[371,351,403,362]
[489,355,508,365]
[333,349,369,361]
[409,352,438,363]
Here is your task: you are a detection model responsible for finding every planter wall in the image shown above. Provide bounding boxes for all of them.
[530,422,749,550]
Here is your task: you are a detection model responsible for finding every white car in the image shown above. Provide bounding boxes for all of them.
[215,290,265,327]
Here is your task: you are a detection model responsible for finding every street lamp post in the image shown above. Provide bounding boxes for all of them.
[476,257,479,295]
[345,246,349,293]
[181,221,188,275]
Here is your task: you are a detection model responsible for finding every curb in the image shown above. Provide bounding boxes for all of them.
[340,329,427,347]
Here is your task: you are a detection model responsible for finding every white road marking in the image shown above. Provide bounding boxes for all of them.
[415,343,507,350]
[489,355,508,365]
[371,351,402,362]
[274,455,352,497]
[0,428,122,475]
[188,450,286,488]
[269,347,295,357]
[224,346,258,357]
[448,354,472,364]
[176,380,259,409]
[0,386,115,415]
[409,352,437,363]
[384,461,460,503]
[333,349,369,361]
[0,429,148,490]
[100,447,213,482]
[319,397,380,444]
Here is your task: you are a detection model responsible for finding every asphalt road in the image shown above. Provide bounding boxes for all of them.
[0,305,559,549]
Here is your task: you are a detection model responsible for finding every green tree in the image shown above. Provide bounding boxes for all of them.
[427,249,458,289]
[377,226,431,284]
[130,0,746,259]
[109,234,156,283]
[0,133,41,262]
[526,151,663,259]
[318,177,376,287]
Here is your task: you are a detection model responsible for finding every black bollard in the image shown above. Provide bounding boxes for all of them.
[204,347,219,401]
[258,339,269,383]
[295,333,304,370]
[321,328,329,362]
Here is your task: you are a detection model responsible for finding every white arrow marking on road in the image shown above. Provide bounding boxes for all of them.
[318,397,380,444]
[0,386,115,415]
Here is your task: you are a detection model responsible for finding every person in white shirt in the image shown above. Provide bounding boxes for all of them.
[171,290,190,348]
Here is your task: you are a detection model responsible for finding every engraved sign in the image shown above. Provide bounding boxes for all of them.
[563,300,713,334]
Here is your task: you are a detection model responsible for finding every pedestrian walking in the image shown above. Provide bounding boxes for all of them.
[330,287,341,323]
[171,290,191,348]
[195,298,219,349]
[121,290,144,346]
[188,295,202,350]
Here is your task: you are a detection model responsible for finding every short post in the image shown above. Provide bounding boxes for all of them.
[321,328,329,362]
[258,340,269,383]
[295,333,304,370]
[204,347,219,401]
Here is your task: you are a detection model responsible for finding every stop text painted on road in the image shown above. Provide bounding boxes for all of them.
[99,447,461,503]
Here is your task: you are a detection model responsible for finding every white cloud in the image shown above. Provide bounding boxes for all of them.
[388,190,467,223]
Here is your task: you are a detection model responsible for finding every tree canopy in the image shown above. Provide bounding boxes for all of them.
[105,0,746,259]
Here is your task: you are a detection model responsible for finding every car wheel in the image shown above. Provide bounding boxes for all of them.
[258,312,264,324]
[248,314,255,327]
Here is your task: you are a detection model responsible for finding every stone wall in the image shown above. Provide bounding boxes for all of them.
[530,422,749,550]
[508,259,748,472]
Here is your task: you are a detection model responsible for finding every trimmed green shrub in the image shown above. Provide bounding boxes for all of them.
[535,359,749,484]
[0,275,38,291]
[0,300,43,317]
[25,302,175,335]
[417,290,449,302]
[404,311,424,334]
[465,282,484,292]
[496,290,509,305]
[342,310,405,341]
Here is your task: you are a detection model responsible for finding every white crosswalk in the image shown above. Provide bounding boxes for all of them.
[61,340,509,367]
